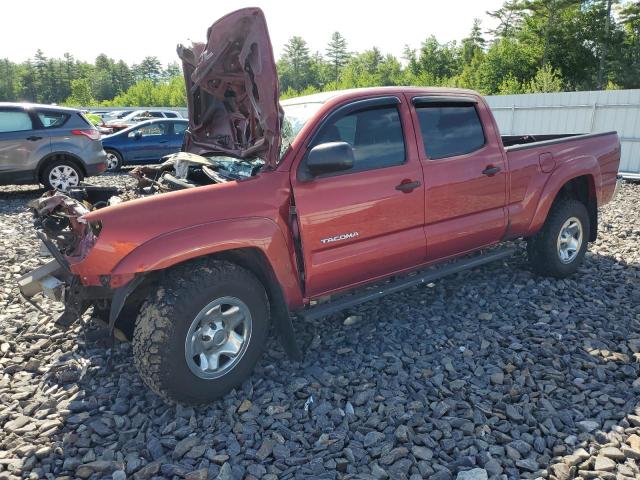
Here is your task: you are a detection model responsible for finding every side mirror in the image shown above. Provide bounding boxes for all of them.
[133,131,142,140]
[307,141,354,176]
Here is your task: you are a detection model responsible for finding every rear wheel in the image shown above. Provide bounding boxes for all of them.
[42,160,84,191]
[132,259,269,404]
[527,199,590,278]
[105,150,123,171]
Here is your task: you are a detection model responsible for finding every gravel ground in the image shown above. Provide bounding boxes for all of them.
[1,173,639,480]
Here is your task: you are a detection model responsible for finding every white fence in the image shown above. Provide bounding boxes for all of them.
[485,89,640,177]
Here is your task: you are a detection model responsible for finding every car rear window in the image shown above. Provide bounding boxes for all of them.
[416,103,485,159]
[0,110,33,133]
[37,111,70,128]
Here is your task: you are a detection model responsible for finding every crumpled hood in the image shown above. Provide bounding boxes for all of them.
[178,7,282,168]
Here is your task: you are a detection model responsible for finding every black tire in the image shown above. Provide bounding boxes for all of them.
[526,199,590,278]
[132,259,269,404]
[105,150,123,172]
[42,159,84,191]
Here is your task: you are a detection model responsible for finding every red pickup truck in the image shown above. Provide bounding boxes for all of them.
[20,8,621,404]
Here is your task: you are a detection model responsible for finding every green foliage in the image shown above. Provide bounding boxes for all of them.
[103,76,186,107]
[525,64,564,92]
[65,79,96,106]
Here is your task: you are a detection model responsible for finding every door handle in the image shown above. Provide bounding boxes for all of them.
[159,140,168,144]
[26,136,42,141]
[395,180,421,192]
[482,165,501,176]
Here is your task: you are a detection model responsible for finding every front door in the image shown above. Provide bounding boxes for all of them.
[292,96,426,298]
[409,95,507,261]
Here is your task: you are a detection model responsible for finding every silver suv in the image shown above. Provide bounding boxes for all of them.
[0,103,107,190]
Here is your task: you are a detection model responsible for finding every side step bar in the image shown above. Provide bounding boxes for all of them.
[301,247,515,321]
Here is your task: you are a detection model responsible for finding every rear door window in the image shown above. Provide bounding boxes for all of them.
[37,111,70,128]
[416,103,485,159]
[0,110,33,133]
[164,112,178,118]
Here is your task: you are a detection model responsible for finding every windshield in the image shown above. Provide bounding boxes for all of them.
[279,101,324,159]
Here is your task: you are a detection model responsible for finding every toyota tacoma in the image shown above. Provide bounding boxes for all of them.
[19,8,622,404]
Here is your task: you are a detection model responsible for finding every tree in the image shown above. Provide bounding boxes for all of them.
[462,19,486,63]
[326,32,350,84]
[66,78,95,106]
[418,36,461,80]
[525,64,564,92]
[279,36,312,92]
[165,61,182,79]
[487,1,525,38]
[133,56,163,83]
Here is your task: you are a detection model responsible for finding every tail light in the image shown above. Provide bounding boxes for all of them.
[72,129,101,141]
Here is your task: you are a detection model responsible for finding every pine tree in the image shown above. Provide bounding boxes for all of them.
[326,32,350,83]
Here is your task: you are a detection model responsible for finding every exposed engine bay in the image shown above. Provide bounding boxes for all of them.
[130,151,264,193]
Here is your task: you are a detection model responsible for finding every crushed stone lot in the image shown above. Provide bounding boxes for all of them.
[1,173,639,480]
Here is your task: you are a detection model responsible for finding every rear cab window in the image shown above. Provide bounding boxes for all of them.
[415,101,485,159]
[0,109,33,133]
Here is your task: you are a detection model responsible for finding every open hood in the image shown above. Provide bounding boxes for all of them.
[178,7,282,168]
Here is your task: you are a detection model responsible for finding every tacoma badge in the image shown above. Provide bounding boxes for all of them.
[320,232,359,244]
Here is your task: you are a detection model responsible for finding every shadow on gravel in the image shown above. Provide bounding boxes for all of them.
[4,247,635,480]
[0,185,45,200]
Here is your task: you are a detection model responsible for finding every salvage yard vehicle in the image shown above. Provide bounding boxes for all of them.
[101,118,188,171]
[18,8,622,404]
[105,109,182,132]
[0,103,107,190]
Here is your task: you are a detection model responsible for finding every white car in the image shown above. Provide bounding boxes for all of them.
[105,110,182,130]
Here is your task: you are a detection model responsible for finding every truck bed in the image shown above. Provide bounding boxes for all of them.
[502,131,616,150]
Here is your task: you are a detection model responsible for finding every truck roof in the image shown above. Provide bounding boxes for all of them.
[280,86,481,106]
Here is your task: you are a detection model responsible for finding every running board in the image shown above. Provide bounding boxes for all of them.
[301,247,515,321]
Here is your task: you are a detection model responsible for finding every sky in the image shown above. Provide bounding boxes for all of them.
[1,0,504,66]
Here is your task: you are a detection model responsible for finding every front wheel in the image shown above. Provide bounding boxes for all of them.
[132,260,269,404]
[526,199,590,278]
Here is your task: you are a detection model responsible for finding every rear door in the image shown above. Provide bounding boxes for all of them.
[127,122,171,161]
[292,96,426,298]
[409,95,507,261]
[0,107,49,180]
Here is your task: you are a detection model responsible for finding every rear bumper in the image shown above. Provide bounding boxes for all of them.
[85,150,108,176]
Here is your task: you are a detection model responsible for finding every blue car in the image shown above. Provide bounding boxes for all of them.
[101,119,188,171]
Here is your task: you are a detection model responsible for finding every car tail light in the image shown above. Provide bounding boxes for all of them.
[72,129,101,141]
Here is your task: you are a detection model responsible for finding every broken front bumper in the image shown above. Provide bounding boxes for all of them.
[18,258,66,302]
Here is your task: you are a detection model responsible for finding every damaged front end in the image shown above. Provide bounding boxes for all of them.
[18,190,123,328]
[17,7,283,331]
